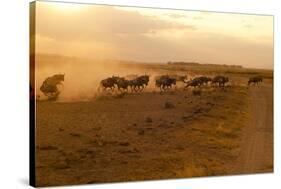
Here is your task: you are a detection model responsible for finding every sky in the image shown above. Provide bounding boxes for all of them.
[35,1,273,69]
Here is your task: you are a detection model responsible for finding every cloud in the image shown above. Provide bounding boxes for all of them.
[36,4,195,42]
[35,2,273,69]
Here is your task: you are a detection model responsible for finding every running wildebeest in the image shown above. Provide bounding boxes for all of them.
[99,76,119,92]
[124,74,138,92]
[248,76,263,86]
[184,76,211,89]
[156,75,177,92]
[197,76,212,86]
[138,75,150,87]
[40,74,65,99]
[212,76,229,87]
[130,75,150,92]
[116,77,130,92]
[184,77,203,89]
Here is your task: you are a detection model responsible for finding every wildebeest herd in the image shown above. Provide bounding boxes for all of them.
[97,74,262,93]
[98,75,150,93]
[39,74,264,99]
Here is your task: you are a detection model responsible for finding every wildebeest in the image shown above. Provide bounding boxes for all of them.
[138,75,150,87]
[197,76,212,85]
[116,77,130,92]
[130,75,150,92]
[99,76,119,92]
[184,77,202,89]
[40,74,65,98]
[155,75,177,92]
[184,76,211,89]
[212,76,229,87]
[248,76,263,86]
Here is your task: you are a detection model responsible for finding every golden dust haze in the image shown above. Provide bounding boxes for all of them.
[35,1,273,69]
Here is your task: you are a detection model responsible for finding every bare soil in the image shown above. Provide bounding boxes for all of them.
[35,81,273,186]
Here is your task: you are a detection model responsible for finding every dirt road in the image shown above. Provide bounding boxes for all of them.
[232,83,273,174]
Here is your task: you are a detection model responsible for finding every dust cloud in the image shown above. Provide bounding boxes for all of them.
[35,54,162,102]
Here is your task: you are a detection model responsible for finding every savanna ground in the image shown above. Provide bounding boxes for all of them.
[35,55,273,186]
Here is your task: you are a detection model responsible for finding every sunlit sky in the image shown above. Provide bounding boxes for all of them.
[35,1,273,69]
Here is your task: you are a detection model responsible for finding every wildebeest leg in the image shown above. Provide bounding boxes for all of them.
[134,85,139,92]
[159,85,163,93]
[136,85,140,92]
[160,85,165,92]
[135,85,140,92]
[103,87,109,94]
[111,86,115,92]
[131,86,135,92]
